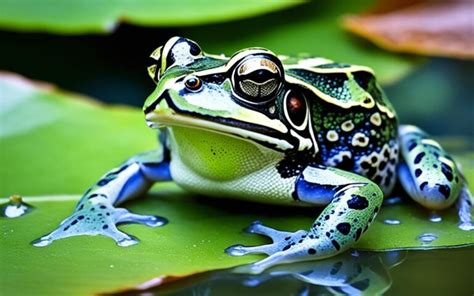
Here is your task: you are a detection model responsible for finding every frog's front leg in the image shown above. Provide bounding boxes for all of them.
[226,166,383,273]
[397,125,473,230]
[33,149,171,247]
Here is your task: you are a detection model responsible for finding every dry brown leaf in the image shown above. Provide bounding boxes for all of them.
[342,1,474,59]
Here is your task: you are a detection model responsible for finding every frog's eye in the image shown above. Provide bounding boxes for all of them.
[184,75,202,92]
[283,89,308,130]
[231,55,283,104]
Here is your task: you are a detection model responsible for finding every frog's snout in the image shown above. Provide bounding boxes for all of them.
[145,112,160,128]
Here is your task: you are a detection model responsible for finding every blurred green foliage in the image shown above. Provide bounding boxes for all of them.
[0,0,304,33]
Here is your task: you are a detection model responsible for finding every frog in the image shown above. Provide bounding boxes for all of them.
[33,37,473,273]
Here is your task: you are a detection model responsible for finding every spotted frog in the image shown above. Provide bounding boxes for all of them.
[34,37,473,272]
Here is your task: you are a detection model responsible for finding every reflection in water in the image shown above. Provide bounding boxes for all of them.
[111,251,407,296]
[0,195,34,218]
[429,213,442,223]
[383,196,403,206]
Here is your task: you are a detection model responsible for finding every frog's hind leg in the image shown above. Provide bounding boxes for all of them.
[33,149,171,247]
[226,165,383,273]
[397,125,473,229]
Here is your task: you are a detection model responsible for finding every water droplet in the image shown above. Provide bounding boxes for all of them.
[417,233,438,244]
[109,264,114,268]
[383,219,401,225]
[383,196,402,206]
[429,213,442,223]
[0,195,34,218]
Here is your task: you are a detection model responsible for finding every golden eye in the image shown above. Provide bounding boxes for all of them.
[184,76,202,91]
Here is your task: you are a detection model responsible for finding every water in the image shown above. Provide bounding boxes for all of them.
[110,248,474,296]
[383,196,403,206]
[383,219,401,225]
[429,213,442,223]
[0,195,34,218]
[417,233,438,244]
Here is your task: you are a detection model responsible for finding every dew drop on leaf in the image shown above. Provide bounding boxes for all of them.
[417,233,438,244]
[0,195,34,218]
[429,213,442,223]
[383,219,401,225]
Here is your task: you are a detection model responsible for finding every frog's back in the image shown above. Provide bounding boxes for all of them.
[282,58,399,194]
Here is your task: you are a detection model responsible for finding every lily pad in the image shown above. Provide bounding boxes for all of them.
[0,72,156,196]
[0,74,473,295]
[1,189,473,295]
[0,0,304,34]
[183,0,421,84]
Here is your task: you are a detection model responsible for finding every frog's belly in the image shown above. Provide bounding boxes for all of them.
[170,155,302,206]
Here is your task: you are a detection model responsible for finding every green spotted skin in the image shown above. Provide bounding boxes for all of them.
[398,125,461,209]
[35,37,473,273]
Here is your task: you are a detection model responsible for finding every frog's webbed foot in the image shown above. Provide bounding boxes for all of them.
[32,196,167,247]
[225,221,310,273]
[226,221,308,256]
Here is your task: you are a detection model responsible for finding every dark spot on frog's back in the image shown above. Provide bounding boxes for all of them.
[440,163,454,182]
[347,194,369,210]
[414,152,425,164]
[437,184,451,199]
[415,168,422,177]
[336,222,351,235]
[336,155,354,171]
[331,240,341,250]
[408,140,417,151]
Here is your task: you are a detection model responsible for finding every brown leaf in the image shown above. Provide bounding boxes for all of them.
[342,1,474,59]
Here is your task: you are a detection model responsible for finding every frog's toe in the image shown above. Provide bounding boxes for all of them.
[227,224,309,260]
[114,208,168,227]
[243,221,301,242]
[103,225,140,247]
[225,244,277,256]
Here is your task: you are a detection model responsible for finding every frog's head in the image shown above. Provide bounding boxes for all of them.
[144,37,317,153]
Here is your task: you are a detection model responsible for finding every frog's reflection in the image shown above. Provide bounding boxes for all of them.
[112,251,406,295]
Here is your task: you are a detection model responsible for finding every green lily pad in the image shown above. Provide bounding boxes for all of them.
[1,189,473,295]
[0,74,473,295]
[0,73,156,196]
[0,0,304,34]
[183,0,421,84]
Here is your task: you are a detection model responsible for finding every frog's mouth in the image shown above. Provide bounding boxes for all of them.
[145,97,295,151]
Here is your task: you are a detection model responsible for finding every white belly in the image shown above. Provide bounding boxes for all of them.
[170,152,298,205]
